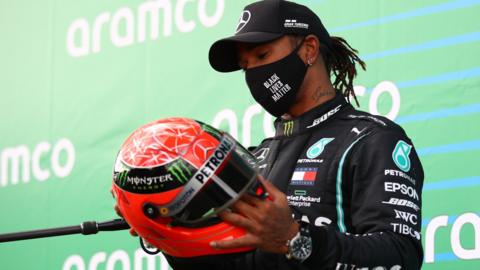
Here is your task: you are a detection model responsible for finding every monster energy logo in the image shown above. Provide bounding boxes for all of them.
[168,160,193,184]
[283,121,294,136]
[116,170,129,186]
[200,123,222,140]
[114,161,183,194]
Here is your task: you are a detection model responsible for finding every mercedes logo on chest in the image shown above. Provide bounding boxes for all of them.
[236,10,251,33]
[253,148,270,162]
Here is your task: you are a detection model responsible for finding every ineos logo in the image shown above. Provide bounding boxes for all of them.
[236,10,251,33]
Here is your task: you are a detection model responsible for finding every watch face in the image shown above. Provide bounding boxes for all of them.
[291,235,312,260]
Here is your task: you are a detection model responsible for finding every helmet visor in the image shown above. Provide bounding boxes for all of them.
[155,134,266,226]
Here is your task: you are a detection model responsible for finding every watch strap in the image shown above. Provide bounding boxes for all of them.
[298,220,310,236]
[286,221,312,261]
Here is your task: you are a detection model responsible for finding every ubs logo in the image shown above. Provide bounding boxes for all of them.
[236,10,251,33]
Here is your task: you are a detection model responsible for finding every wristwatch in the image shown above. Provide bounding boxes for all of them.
[286,221,313,262]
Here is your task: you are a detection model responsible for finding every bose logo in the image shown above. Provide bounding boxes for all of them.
[307,105,342,129]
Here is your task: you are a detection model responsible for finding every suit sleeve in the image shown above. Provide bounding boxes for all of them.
[164,250,277,270]
[302,128,424,270]
[164,254,234,270]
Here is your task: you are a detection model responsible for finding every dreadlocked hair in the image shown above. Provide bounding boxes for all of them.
[322,36,366,106]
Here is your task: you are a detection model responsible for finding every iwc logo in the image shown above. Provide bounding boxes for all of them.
[392,140,412,172]
[236,10,251,33]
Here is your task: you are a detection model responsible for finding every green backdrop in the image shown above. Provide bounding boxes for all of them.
[1,0,479,269]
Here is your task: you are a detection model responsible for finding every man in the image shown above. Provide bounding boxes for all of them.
[133,1,424,269]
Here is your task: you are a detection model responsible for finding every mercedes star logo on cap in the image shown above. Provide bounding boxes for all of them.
[235,10,251,33]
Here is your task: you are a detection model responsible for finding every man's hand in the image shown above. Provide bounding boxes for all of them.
[111,189,138,237]
[210,177,299,254]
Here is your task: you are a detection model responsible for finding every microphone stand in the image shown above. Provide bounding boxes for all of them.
[0,219,130,243]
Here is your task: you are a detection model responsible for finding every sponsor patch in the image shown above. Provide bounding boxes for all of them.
[253,148,270,162]
[384,182,419,200]
[351,126,366,136]
[347,114,387,126]
[114,158,192,194]
[290,167,317,186]
[382,197,420,212]
[336,263,402,270]
[307,105,342,129]
[192,136,234,184]
[385,169,416,185]
[394,209,418,225]
[297,158,323,164]
[306,138,334,159]
[236,10,251,33]
[287,194,321,207]
[391,222,421,240]
[392,140,412,172]
[294,189,307,196]
[284,19,309,29]
[283,120,294,136]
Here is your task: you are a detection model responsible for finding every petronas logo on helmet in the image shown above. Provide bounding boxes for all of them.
[392,140,413,172]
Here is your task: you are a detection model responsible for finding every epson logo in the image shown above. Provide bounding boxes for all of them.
[67,0,225,57]
[384,182,419,201]
[0,139,75,188]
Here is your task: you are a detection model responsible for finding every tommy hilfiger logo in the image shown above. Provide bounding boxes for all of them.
[290,167,318,186]
[284,19,309,29]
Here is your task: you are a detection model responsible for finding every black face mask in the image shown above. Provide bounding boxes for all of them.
[245,42,308,117]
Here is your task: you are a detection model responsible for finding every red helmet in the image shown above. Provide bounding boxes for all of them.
[111,117,266,257]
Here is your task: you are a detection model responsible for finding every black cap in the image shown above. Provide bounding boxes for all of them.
[209,0,331,73]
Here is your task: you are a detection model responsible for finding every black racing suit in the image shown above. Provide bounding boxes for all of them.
[166,93,424,270]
